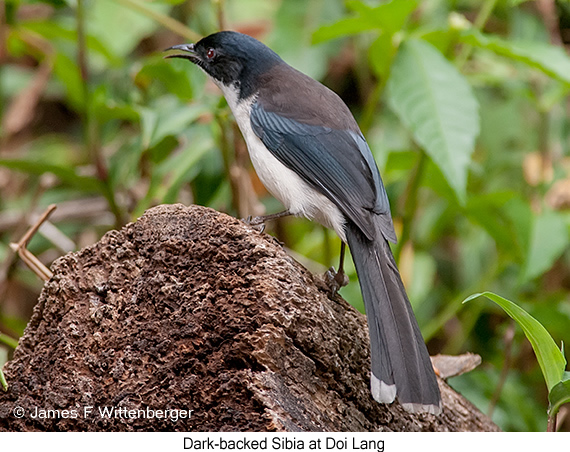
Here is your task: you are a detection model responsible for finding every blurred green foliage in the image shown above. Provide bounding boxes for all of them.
[1,0,570,431]
[465,291,570,429]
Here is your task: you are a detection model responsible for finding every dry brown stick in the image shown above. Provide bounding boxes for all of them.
[9,204,57,282]
[8,246,53,282]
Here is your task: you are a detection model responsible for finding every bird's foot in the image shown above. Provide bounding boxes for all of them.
[242,210,291,233]
[242,215,266,233]
[325,267,349,296]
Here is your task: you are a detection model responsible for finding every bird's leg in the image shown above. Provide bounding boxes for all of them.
[243,210,291,233]
[325,242,349,295]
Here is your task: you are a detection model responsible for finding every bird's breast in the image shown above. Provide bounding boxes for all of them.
[218,84,346,240]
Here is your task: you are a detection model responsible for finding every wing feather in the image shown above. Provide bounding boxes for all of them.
[250,101,395,242]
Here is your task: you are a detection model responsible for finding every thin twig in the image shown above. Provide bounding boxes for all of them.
[8,245,53,281]
[15,204,57,249]
[9,204,57,281]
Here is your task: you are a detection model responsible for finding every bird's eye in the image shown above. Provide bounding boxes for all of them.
[206,48,216,60]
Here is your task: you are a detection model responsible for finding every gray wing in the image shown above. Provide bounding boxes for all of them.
[250,101,396,242]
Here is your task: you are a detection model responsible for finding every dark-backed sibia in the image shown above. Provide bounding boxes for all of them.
[166,31,441,414]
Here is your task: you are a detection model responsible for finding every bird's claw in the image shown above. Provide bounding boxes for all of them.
[242,215,266,233]
[325,266,349,296]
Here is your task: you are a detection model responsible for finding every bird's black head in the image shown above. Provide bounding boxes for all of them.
[166,31,283,99]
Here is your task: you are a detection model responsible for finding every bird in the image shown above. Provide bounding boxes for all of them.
[166,31,441,415]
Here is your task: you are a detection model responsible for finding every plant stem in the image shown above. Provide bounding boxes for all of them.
[537,104,552,186]
[474,0,499,30]
[487,320,516,417]
[116,0,201,41]
[0,368,7,391]
[442,301,484,355]
[456,0,499,68]
[322,227,332,269]
[360,81,384,136]
[0,2,7,120]
[215,110,238,213]
[394,152,426,264]
[422,260,500,341]
[547,413,557,432]
[76,0,124,228]
[76,0,95,168]
[213,0,226,31]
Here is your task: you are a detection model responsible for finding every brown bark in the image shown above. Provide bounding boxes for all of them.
[0,204,499,432]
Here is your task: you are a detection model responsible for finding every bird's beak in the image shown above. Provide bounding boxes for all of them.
[164,43,199,62]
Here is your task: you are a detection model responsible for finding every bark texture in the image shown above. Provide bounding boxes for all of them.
[0,204,500,432]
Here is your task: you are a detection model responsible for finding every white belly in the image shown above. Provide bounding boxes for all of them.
[219,84,346,241]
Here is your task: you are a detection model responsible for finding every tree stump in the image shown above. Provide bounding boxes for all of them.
[0,204,499,431]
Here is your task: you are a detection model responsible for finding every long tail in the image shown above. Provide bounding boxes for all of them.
[346,224,441,414]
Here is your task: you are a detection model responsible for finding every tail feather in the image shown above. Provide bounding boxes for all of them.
[346,223,441,414]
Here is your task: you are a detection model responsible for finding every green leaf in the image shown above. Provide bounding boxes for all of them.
[88,0,168,59]
[522,210,568,282]
[0,333,18,350]
[92,85,141,123]
[549,375,570,416]
[135,56,194,101]
[21,20,119,65]
[368,33,396,79]
[0,158,104,193]
[0,368,7,392]
[312,0,417,44]
[161,128,214,203]
[269,0,337,79]
[387,38,479,204]
[0,343,7,392]
[464,291,566,392]
[460,30,570,85]
[465,191,527,257]
[137,96,209,150]
[135,124,214,214]
[366,0,418,36]
[312,16,378,44]
[52,52,84,110]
